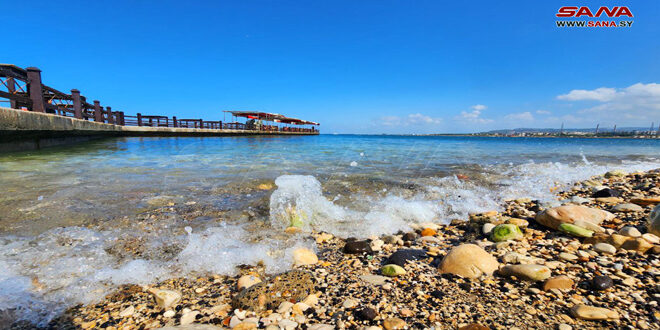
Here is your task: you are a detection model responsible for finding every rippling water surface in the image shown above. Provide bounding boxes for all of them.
[1,135,660,324]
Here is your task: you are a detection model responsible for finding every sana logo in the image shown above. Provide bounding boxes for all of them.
[556,6,633,18]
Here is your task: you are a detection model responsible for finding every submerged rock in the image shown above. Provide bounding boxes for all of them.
[535,205,613,232]
[232,270,315,311]
[439,244,499,279]
[293,247,318,266]
[489,224,523,242]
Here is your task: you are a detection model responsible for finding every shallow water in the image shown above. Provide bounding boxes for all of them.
[1,135,660,324]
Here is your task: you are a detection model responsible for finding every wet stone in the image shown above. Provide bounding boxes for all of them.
[232,270,315,311]
[343,240,372,254]
[385,249,427,267]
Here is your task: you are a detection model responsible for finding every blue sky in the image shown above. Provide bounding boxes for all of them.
[3,1,659,133]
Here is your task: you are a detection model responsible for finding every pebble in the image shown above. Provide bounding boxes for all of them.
[543,275,574,291]
[119,305,134,317]
[293,247,318,266]
[343,240,372,254]
[359,274,389,285]
[421,228,436,236]
[370,239,384,251]
[383,317,407,329]
[385,249,426,267]
[642,233,659,244]
[356,307,378,320]
[593,242,616,254]
[163,310,175,318]
[278,319,298,330]
[591,275,614,291]
[149,288,182,309]
[618,226,641,237]
[278,301,294,314]
[558,324,572,330]
[558,252,578,261]
[180,310,199,325]
[482,223,496,235]
[570,304,619,320]
[342,299,358,309]
[237,275,262,290]
[500,264,551,281]
[381,264,406,276]
[612,203,643,212]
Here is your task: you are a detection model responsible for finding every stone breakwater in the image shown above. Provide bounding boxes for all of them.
[39,169,660,329]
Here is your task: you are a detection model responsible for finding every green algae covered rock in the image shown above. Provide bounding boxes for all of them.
[381,264,406,277]
[558,223,594,238]
[489,224,523,242]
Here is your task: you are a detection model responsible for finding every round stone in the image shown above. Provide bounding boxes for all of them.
[591,275,614,291]
[593,243,616,254]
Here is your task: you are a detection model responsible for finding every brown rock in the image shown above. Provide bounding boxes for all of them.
[438,244,499,279]
[620,237,654,253]
[232,270,314,311]
[535,205,613,231]
[383,317,407,330]
[543,275,575,291]
[608,233,633,248]
[630,196,660,206]
[570,304,619,320]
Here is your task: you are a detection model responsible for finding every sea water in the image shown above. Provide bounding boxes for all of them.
[1,135,659,324]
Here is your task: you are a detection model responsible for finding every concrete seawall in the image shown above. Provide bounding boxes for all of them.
[0,107,318,152]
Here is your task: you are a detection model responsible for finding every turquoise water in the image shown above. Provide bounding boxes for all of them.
[1,135,660,324]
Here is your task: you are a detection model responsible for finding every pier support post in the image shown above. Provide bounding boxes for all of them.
[172,116,177,128]
[106,106,114,124]
[26,67,46,113]
[7,77,17,108]
[71,89,83,119]
[93,100,103,122]
[199,119,204,129]
[137,113,142,126]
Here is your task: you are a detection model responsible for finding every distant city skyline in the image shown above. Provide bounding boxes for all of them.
[3,0,659,133]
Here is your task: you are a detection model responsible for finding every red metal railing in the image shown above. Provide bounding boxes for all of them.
[0,64,319,133]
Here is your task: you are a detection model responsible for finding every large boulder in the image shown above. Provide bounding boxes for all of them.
[649,204,660,236]
[535,205,614,232]
[438,244,499,279]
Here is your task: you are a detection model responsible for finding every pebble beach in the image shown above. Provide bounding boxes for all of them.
[30,168,660,330]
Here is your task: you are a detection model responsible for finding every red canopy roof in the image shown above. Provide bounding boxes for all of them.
[224,111,319,125]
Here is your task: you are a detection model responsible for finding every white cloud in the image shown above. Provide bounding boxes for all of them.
[379,113,442,127]
[455,104,493,124]
[504,111,534,121]
[536,110,551,115]
[557,87,619,102]
[557,83,660,122]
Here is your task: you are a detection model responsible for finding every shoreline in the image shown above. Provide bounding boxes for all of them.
[18,169,660,329]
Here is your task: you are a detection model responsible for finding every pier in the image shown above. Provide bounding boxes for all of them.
[0,64,319,152]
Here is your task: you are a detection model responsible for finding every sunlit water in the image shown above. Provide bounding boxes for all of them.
[1,135,660,324]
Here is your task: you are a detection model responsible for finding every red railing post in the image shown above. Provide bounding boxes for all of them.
[93,100,103,122]
[71,89,83,119]
[118,111,125,125]
[137,113,142,126]
[172,116,177,127]
[106,106,114,124]
[26,67,46,113]
[199,119,204,129]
